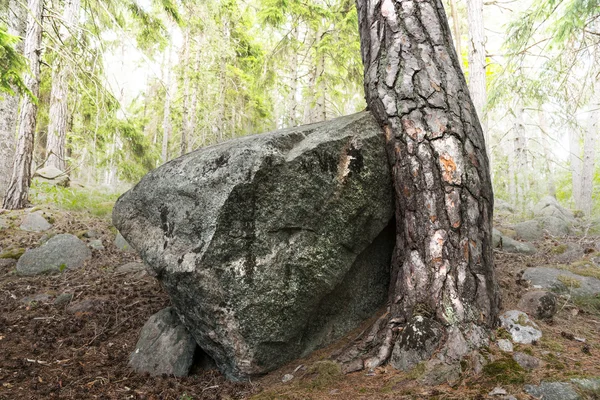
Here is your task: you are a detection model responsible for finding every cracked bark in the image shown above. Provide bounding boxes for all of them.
[345,0,500,372]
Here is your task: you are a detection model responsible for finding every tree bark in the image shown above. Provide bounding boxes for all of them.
[46,0,80,172]
[568,126,582,209]
[448,0,461,58]
[3,0,44,209]
[162,40,173,164]
[513,104,527,210]
[579,95,598,216]
[0,0,26,200]
[352,0,499,371]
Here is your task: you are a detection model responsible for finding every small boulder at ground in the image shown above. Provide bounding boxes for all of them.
[419,359,461,386]
[499,310,542,344]
[33,166,69,187]
[390,316,444,371]
[88,239,104,250]
[16,234,91,276]
[497,339,513,353]
[499,236,537,255]
[115,262,147,275]
[514,216,571,240]
[53,293,73,306]
[523,267,600,296]
[512,352,541,370]
[129,307,197,377]
[495,199,515,214]
[533,196,575,223]
[524,382,581,400]
[83,230,100,239]
[114,233,135,252]
[20,211,52,232]
[517,290,557,320]
[20,293,52,305]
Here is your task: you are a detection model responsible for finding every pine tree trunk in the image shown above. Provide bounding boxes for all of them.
[0,0,26,200]
[350,0,499,372]
[3,0,44,209]
[466,0,489,158]
[513,103,527,209]
[181,32,191,156]
[448,0,461,57]
[46,0,80,172]
[162,41,173,164]
[286,26,299,127]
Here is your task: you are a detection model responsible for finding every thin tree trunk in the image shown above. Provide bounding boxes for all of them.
[538,109,556,197]
[0,0,26,200]
[286,26,299,127]
[181,32,191,156]
[580,95,598,216]
[466,0,488,156]
[162,41,173,164]
[448,0,461,58]
[3,0,44,209]
[46,0,80,172]
[568,126,582,208]
[349,0,499,371]
[513,104,527,209]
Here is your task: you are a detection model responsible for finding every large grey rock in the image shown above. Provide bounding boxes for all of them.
[517,290,557,320]
[499,310,542,344]
[533,196,575,222]
[571,378,600,392]
[524,382,580,400]
[514,216,571,240]
[16,234,92,276]
[113,112,395,380]
[129,307,197,377]
[390,316,444,371]
[20,211,52,232]
[523,267,600,296]
[33,166,69,187]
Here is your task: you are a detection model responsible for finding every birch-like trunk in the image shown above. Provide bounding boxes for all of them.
[580,96,598,216]
[568,127,582,208]
[3,0,44,209]
[286,26,299,127]
[0,0,26,200]
[181,32,191,156]
[466,0,488,155]
[448,0,461,57]
[513,105,527,209]
[349,0,499,372]
[46,0,80,171]
[538,109,556,197]
[161,42,173,164]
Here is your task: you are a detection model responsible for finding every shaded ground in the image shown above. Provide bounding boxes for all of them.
[1,205,600,399]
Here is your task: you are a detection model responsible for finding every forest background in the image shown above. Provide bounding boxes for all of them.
[0,0,598,218]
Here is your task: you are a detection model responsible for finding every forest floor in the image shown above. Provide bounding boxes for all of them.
[1,201,600,399]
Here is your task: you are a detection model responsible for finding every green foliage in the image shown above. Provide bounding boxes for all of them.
[0,26,31,98]
[29,183,121,217]
[483,357,527,384]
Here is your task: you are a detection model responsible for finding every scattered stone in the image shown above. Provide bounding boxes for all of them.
[16,234,92,276]
[499,310,542,344]
[488,387,507,396]
[492,228,502,248]
[114,232,136,252]
[517,290,557,320]
[329,389,341,395]
[281,374,294,383]
[523,267,600,296]
[524,382,581,400]
[21,293,52,304]
[533,196,575,223]
[88,239,104,250]
[33,166,69,187]
[513,220,543,241]
[500,236,537,255]
[19,211,52,232]
[419,359,461,386]
[113,112,395,380]
[83,230,100,239]
[390,316,444,371]
[495,199,515,213]
[67,298,108,314]
[539,216,571,237]
[497,339,513,353]
[512,352,540,370]
[514,217,571,240]
[53,293,73,306]
[115,262,146,274]
[129,307,197,377]
[571,377,600,392]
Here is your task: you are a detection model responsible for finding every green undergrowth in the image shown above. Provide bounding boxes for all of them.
[30,182,122,217]
[482,357,527,384]
[572,295,600,316]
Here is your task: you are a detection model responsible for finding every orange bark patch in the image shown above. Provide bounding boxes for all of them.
[439,154,457,183]
[384,125,393,143]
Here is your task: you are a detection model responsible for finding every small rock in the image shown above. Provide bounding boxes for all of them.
[115,232,136,252]
[129,307,197,377]
[489,387,507,396]
[419,359,461,386]
[53,293,73,306]
[499,310,542,344]
[16,234,92,276]
[523,267,600,296]
[329,389,341,395]
[19,211,52,232]
[33,166,69,187]
[21,293,52,304]
[501,236,537,255]
[88,239,104,250]
[517,290,557,320]
[282,374,294,383]
[512,352,540,370]
[83,230,100,239]
[67,298,108,314]
[524,382,580,400]
[571,377,600,391]
[116,262,146,274]
[497,339,513,353]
